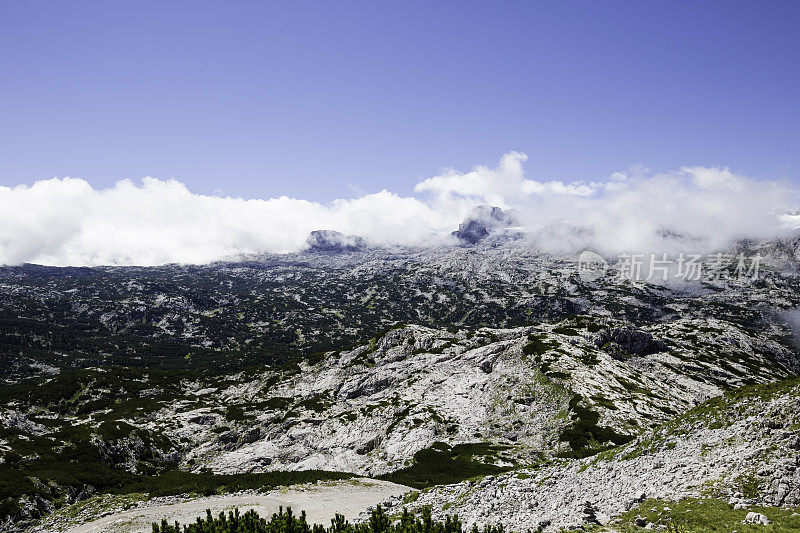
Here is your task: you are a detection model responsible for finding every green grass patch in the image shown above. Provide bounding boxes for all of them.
[615,497,800,532]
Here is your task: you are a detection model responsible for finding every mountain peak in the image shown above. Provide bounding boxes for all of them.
[452,205,518,245]
[305,230,367,253]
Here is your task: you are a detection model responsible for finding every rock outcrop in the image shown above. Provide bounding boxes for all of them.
[172,315,794,479]
[305,230,367,253]
[452,206,518,245]
[383,380,800,531]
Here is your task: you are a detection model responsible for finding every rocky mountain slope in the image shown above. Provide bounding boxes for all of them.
[1,235,800,531]
[172,315,795,478]
[382,379,800,531]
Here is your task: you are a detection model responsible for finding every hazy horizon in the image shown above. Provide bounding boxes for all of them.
[2,152,799,266]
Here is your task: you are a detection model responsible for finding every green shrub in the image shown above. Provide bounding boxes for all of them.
[379,442,511,488]
[153,506,508,533]
[0,466,352,521]
[225,406,247,421]
[521,335,556,357]
[557,395,633,457]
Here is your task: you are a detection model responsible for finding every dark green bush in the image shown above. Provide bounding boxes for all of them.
[557,395,633,457]
[152,506,507,533]
[378,442,510,488]
[521,335,555,357]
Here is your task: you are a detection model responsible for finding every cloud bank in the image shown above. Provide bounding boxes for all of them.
[1,152,798,266]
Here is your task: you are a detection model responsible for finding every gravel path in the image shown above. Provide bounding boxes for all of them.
[63,479,410,533]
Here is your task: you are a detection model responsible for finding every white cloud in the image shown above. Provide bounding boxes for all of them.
[683,165,745,191]
[0,178,453,266]
[415,151,597,204]
[0,153,798,266]
[414,151,530,206]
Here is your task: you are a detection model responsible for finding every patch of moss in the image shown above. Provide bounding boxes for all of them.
[733,473,762,499]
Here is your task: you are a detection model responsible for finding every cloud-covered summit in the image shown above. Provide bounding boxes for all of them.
[1,153,798,266]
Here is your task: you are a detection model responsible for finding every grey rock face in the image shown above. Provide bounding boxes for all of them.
[383,382,800,532]
[163,309,795,482]
[305,230,367,253]
[596,326,667,358]
[91,430,179,474]
[0,410,48,436]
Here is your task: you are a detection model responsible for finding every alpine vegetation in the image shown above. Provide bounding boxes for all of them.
[151,506,507,533]
[5,225,800,532]
[3,3,800,531]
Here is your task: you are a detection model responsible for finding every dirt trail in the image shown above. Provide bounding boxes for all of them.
[64,479,410,533]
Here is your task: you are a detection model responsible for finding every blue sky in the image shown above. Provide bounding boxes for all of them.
[1,1,799,202]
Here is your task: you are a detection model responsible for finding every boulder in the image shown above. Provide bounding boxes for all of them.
[744,511,770,525]
[596,326,667,358]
